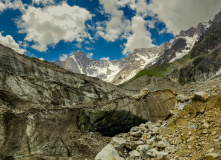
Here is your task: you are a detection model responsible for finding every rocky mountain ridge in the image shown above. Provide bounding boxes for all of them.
[55,32,196,85]
[168,22,221,85]
[55,22,210,85]
[55,11,221,86]
[55,43,170,85]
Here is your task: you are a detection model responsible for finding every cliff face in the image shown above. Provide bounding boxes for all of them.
[168,23,221,84]
[0,44,177,159]
[213,11,221,23]
[169,44,221,85]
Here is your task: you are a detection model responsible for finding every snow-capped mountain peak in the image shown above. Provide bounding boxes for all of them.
[55,44,168,85]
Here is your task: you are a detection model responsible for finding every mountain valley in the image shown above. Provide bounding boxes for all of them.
[0,9,221,160]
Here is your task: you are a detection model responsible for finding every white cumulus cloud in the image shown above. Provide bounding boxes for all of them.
[98,0,154,55]
[100,57,109,61]
[97,0,131,42]
[0,0,26,12]
[0,32,26,54]
[148,0,221,35]
[59,54,68,61]
[38,57,45,61]
[86,52,93,59]
[0,1,6,11]
[18,2,93,52]
[32,0,54,6]
[123,15,154,55]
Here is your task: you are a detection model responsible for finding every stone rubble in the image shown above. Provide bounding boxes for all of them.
[96,92,221,160]
[95,144,122,160]
[193,91,209,102]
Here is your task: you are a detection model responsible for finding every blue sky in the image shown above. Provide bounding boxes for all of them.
[0,0,220,62]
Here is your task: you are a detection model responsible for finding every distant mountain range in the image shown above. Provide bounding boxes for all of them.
[55,11,221,85]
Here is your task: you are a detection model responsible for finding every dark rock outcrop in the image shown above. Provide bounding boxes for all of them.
[178,22,209,38]
[169,44,221,84]
[155,38,187,64]
[190,22,221,58]
[213,11,221,23]
[179,27,197,38]
[167,22,221,84]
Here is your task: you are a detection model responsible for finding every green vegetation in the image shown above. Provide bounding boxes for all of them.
[28,57,41,63]
[119,52,193,87]
[126,63,172,83]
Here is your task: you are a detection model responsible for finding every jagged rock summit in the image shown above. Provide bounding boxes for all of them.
[55,44,170,85]
[213,11,221,23]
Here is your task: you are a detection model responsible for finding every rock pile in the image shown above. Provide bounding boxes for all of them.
[95,93,221,160]
[95,120,177,160]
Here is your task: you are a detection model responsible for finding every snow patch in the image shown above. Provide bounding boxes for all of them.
[70,55,84,74]
[89,62,121,82]
[201,22,211,30]
[38,58,45,61]
[137,53,159,68]
[89,65,107,77]
[169,35,198,63]
[119,71,137,84]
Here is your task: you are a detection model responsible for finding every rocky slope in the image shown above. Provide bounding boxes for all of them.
[156,21,210,65]
[95,84,221,160]
[0,43,177,159]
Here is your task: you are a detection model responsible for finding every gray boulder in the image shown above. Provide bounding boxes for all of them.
[95,144,121,160]
[111,137,126,150]
[205,153,221,160]
[193,91,208,102]
[176,94,191,102]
